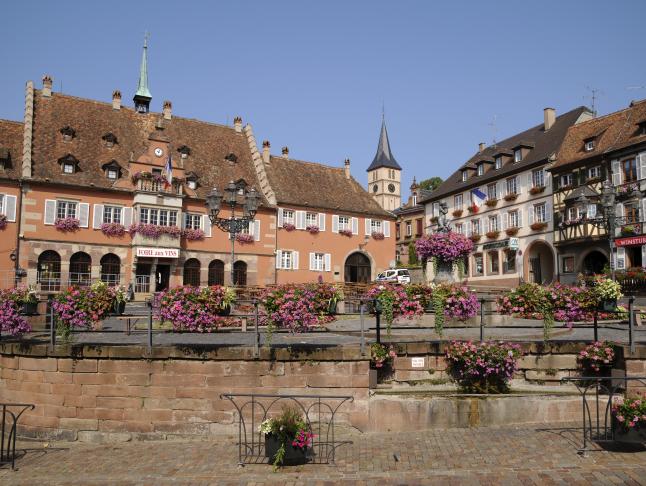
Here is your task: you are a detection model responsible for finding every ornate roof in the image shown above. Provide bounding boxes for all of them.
[367,118,402,171]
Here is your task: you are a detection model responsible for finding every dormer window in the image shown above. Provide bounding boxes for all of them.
[584,139,595,152]
[494,156,502,170]
[58,154,79,174]
[461,170,468,182]
[638,122,646,136]
[102,132,118,148]
[107,169,118,180]
[0,148,10,170]
[185,171,199,190]
[63,162,75,174]
[187,180,197,190]
[224,152,238,163]
[59,126,76,141]
[177,145,191,159]
[101,160,122,181]
[514,149,522,163]
[477,163,484,176]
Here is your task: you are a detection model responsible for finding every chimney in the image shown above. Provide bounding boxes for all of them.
[262,140,270,164]
[233,116,242,133]
[544,107,556,131]
[281,146,289,158]
[478,142,485,153]
[112,90,122,110]
[344,158,351,179]
[163,100,172,120]
[42,75,52,97]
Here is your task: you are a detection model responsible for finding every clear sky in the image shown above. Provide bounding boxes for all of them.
[1,0,644,200]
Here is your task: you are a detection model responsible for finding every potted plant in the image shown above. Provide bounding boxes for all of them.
[486,230,500,240]
[339,228,353,237]
[369,342,397,388]
[469,234,481,242]
[467,204,479,214]
[578,341,617,382]
[415,232,474,284]
[485,199,498,207]
[19,286,39,315]
[505,227,519,236]
[504,193,518,202]
[621,225,637,236]
[306,225,319,234]
[0,214,7,230]
[611,396,646,444]
[260,407,313,470]
[113,286,127,315]
[591,276,623,311]
[452,209,463,217]
[530,221,547,231]
[282,223,296,231]
[529,186,545,195]
[371,231,385,240]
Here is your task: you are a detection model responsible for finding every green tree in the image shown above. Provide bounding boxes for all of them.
[408,242,418,265]
[418,176,443,192]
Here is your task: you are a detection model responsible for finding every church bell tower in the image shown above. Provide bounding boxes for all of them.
[366,115,402,211]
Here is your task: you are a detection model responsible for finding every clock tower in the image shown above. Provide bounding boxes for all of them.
[367,116,402,211]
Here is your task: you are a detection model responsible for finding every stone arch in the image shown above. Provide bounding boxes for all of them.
[581,249,609,275]
[524,240,556,284]
[344,251,372,283]
[183,258,201,287]
[37,250,61,291]
[100,253,121,286]
[69,251,91,287]
[233,261,247,286]
[208,259,225,286]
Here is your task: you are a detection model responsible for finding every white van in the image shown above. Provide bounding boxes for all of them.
[376,268,411,284]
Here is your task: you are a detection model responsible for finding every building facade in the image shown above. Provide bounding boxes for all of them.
[422,107,593,288]
[0,47,394,295]
[551,99,646,283]
[393,179,430,265]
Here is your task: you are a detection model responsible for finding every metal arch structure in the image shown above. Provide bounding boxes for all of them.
[1,403,35,469]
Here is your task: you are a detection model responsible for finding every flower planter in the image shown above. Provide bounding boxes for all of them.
[505,228,519,236]
[504,194,518,202]
[612,417,646,444]
[485,200,498,208]
[264,435,308,466]
[20,301,38,316]
[467,206,479,214]
[530,222,547,231]
[434,259,455,284]
[217,304,231,316]
[486,231,500,240]
[469,235,481,242]
[529,186,545,195]
[452,210,463,217]
[113,300,126,316]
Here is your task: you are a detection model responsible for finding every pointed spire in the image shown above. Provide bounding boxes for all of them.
[133,33,152,113]
[367,115,401,172]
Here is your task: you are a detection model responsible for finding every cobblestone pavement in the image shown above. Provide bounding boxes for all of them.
[2,425,646,485]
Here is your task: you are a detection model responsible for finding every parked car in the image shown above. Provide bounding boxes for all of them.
[375,268,411,284]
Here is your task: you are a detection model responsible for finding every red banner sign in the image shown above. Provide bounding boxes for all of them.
[615,236,646,247]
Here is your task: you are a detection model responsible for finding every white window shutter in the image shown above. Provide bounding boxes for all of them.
[383,220,390,237]
[502,212,508,230]
[518,210,523,227]
[203,215,212,237]
[332,215,339,233]
[4,195,16,222]
[275,250,282,269]
[501,180,507,197]
[516,175,523,194]
[527,172,533,189]
[254,220,260,241]
[351,217,359,235]
[247,219,254,234]
[123,207,133,228]
[616,247,626,270]
[545,171,551,188]
[293,251,299,270]
[465,223,471,237]
[79,203,90,228]
[365,218,372,236]
[642,245,646,267]
[528,207,535,225]
[640,153,646,181]
[546,202,552,222]
[616,203,624,223]
[92,204,104,229]
[611,160,621,186]
[181,213,187,229]
[44,199,56,225]
[318,213,326,231]
[484,218,489,233]
[588,204,597,219]
[324,253,331,272]
[296,210,306,230]
[277,208,284,227]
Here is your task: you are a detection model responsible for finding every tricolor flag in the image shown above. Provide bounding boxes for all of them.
[165,152,173,186]
[471,188,487,207]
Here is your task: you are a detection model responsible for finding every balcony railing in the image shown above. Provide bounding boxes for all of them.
[136,179,182,195]
[37,272,61,292]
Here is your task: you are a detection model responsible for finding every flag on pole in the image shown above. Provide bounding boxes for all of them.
[471,188,487,207]
[165,152,173,186]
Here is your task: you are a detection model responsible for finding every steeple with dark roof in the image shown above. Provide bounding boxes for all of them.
[133,35,152,114]
[367,116,402,171]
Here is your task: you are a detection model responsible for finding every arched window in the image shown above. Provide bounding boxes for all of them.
[183,258,201,287]
[100,254,121,286]
[208,260,224,286]
[233,261,247,287]
[37,250,61,292]
[69,252,91,287]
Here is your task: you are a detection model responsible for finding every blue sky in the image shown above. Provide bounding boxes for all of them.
[1,0,644,200]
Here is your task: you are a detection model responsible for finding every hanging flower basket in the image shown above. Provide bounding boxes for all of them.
[452,209,463,217]
[486,231,500,240]
[485,199,499,207]
[415,232,474,263]
[530,222,548,231]
[282,223,296,231]
[0,214,7,230]
[55,217,80,232]
[504,193,518,202]
[505,227,519,236]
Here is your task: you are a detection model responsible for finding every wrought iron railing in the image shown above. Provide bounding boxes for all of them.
[1,403,35,469]
[135,275,151,293]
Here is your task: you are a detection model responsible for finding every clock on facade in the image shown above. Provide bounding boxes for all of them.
[388,183,396,193]
[154,147,164,157]
[373,184,378,193]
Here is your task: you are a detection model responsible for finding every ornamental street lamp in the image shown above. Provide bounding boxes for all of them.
[205,181,260,285]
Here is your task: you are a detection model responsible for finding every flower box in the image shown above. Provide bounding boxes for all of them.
[235,233,254,244]
[129,223,181,239]
[0,214,7,230]
[452,209,463,217]
[469,234,481,242]
[612,418,646,444]
[371,231,385,240]
[467,204,479,214]
[182,228,205,241]
[282,223,296,231]
[264,434,308,466]
[503,193,518,202]
[339,228,353,237]
[505,227,519,236]
[55,217,80,232]
[621,225,638,236]
[485,199,498,207]
[101,222,126,237]
[530,222,547,231]
[529,186,546,195]
[306,225,319,234]
[485,231,500,240]
[20,301,38,316]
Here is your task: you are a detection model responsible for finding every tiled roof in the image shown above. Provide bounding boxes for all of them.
[25,91,268,203]
[555,99,646,170]
[266,156,392,217]
[0,119,23,180]
[422,106,591,202]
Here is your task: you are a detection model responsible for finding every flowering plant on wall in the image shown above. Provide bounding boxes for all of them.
[101,222,126,237]
[282,223,296,231]
[370,342,397,369]
[55,217,80,232]
[182,228,205,241]
[415,231,474,263]
[259,407,314,470]
[0,214,7,230]
[429,284,479,336]
[467,203,479,214]
[0,290,31,337]
[365,283,424,334]
[156,285,235,332]
[52,281,116,340]
[371,231,385,240]
[612,395,646,431]
[306,225,320,234]
[129,223,181,239]
[235,233,254,244]
[339,228,353,237]
[131,171,169,185]
[578,341,617,373]
[445,340,523,393]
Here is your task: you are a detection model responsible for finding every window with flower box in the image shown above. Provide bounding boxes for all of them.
[506,177,517,195]
[454,194,463,209]
[338,216,350,231]
[487,183,497,200]
[371,219,382,233]
[534,203,547,223]
[532,169,544,188]
[305,212,318,227]
[282,209,295,225]
[488,215,499,232]
[103,206,122,224]
[471,219,481,235]
[508,210,519,228]
[184,213,202,230]
[567,206,579,221]
[0,194,16,222]
[57,201,77,220]
[623,158,637,182]
[588,166,601,180]
[560,173,573,187]
[139,207,178,226]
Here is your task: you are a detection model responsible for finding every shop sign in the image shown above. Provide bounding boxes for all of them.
[482,239,510,251]
[616,236,646,247]
[135,247,180,258]
[508,237,519,250]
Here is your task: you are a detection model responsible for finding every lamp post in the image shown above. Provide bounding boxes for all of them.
[205,181,260,286]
